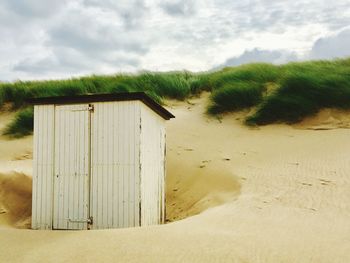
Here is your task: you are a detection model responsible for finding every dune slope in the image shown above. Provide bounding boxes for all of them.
[0,94,350,262]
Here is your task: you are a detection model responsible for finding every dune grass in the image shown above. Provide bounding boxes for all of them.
[2,107,34,138]
[246,60,350,124]
[0,71,205,110]
[208,82,265,114]
[0,71,203,137]
[1,58,350,137]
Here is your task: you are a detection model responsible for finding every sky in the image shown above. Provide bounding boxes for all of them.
[1,0,350,81]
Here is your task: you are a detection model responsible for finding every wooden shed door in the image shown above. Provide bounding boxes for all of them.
[53,104,91,230]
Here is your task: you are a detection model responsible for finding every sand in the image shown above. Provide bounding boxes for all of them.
[0,93,350,262]
[0,112,33,175]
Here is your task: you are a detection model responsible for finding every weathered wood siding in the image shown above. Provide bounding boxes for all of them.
[32,100,167,230]
[90,101,141,229]
[32,105,55,229]
[140,103,166,226]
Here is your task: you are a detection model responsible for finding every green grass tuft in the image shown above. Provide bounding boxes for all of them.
[208,82,265,114]
[247,68,350,124]
[209,63,280,89]
[2,107,34,138]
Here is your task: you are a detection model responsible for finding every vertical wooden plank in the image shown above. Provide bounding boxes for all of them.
[76,110,81,230]
[38,106,44,228]
[36,106,42,228]
[120,102,124,227]
[97,104,102,228]
[65,106,70,229]
[54,106,62,229]
[58,106,65,228]
[73,110,79,229]
[67,107,72,229]
[85,106,90,230]
[107,105,113,228]
[79,110,83,230]
[140,103,166,226]
[53,107,59,229]
[129,102,135,227]
[102,103,108,228]
[124,101,129,228]
[31,106,39,229]
[80,109,84,230]
[41,105,47,228]
[58,106,63,229]
[45,105,54,229]
[135,102,141,227]
[161,126,166,223]
[118,103,123,227]
[100,103,105,228]
[111,103,115,227]
[91,102,97,229]
[112,103,119,228]
[140,105,145,226]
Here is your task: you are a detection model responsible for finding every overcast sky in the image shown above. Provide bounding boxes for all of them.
[1,0,350,81]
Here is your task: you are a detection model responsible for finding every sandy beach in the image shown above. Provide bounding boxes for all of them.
[0,93,350,262]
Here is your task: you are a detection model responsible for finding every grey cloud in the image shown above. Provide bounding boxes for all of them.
[12,5,146,75]
[82,0,148,29]
[211,0,350,33]
[49,24,148,56]
[310,28,350,59]
[0,0,66,18]
[4,1,149,78]
[13,47,140,74]
[160,0,197,16]
[47,7,149,56]
[13,57,61,74]
[216,48,298,69]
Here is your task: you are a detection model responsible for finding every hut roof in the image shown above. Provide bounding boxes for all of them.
[28,92,175,120]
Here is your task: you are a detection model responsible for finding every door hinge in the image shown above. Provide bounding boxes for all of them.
[66,216,93,224]
[88,104,94,112]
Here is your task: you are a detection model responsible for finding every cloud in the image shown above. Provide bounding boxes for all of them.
[205,0,350,35]
[13,49,139,75]
[12,4,148,75]
[309,28,350,59]
[160,0,197,16]
[1,0,350,80]
[0,0,67,18]
[215,48,298,69]
[13,57,61,74]
[82,0,148,28]
[48,13,149,56]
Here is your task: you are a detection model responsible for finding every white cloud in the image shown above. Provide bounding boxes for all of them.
[309,28,350,59]
[215,48,298,69]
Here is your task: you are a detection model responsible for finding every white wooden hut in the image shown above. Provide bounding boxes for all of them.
[29,92,174,230]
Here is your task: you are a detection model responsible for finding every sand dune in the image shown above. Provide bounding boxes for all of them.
[0,94,350,262]
[0,112,33,175]
[0,172,32,228]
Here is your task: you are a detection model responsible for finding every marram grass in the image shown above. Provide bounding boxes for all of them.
[1,58,350,137]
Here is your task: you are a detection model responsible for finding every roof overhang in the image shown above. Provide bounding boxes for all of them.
[27,92,175,120]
